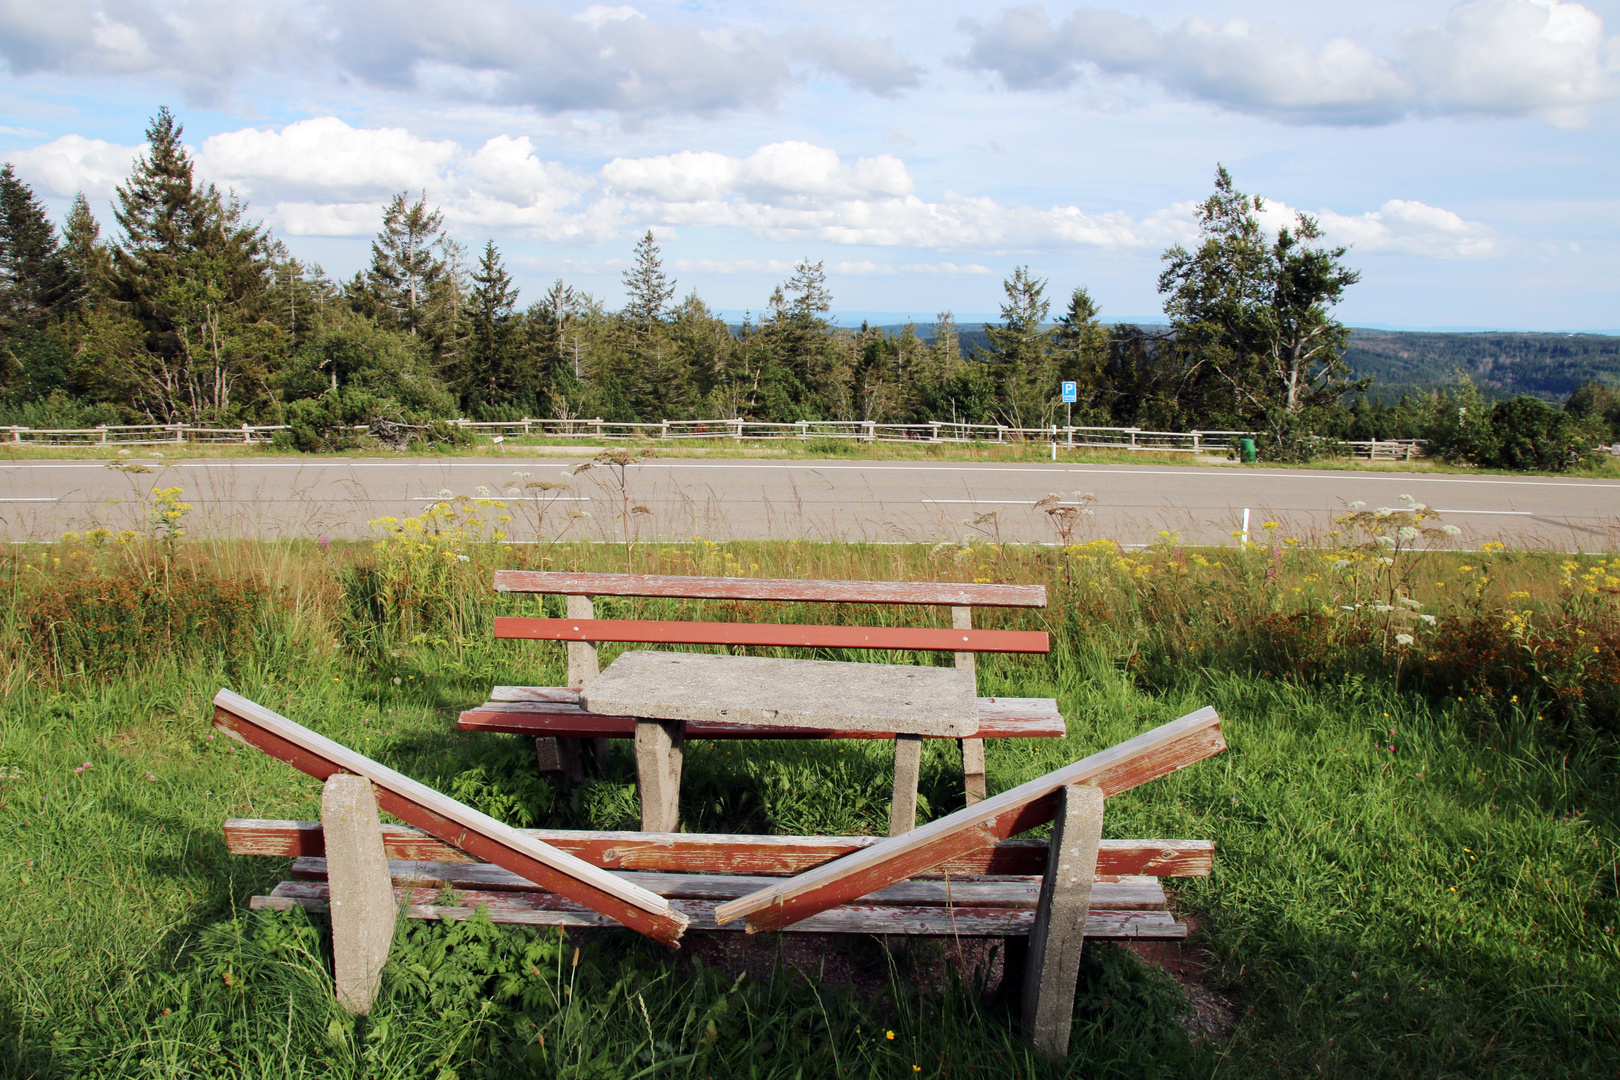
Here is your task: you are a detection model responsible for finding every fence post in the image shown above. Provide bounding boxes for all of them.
[98,425,107,444]
[864,421,876,443]
[11,427,19,444]
[734,419,743,442]
[1129,429,1138,448]
[660,421,669,440]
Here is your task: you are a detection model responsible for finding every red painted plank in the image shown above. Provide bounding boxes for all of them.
[715,707,1225,933]
[493,617,1049,654]
[211,690,689,946]
[457,701,1066,739]
[493,571,1046,608]
[223,820,1215,878]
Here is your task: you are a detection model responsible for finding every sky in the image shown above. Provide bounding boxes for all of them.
[1,0,1616,331]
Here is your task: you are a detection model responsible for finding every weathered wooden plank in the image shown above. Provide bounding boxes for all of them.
[493,571,1047,608]
[954,605,987,806]
[494,617,1050,654]
[1023,783,1105,1060]
[224,820,1215,878]
[255,884,1185,938]
[287,857,1169,910]
[459,698,1066,739]
[211,689,689,946]
[714,707,1224,933]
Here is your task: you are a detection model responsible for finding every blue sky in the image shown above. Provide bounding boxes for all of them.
[2,0,1616,330]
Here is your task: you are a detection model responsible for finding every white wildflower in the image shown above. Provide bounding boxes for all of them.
[475,485,492,497]
[1377,557,1395,566]
[1418,614,1437,625]
[1373,604,1394,613]
[1397,526,1419,541]
[1347,500,1366,510]
[1333,560,1353,571]
[456,554,470,562]
[1395,633,1415,646]
[1441,524,1462,537]
[1397,597,1422,610]
[1375,535,1396,548]
[1373,507,1391,518]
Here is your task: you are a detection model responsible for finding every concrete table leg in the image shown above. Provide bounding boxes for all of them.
[951,606,985,805]
[1022,782,1105,1060]
[889,734,924,836]
[321,774,397,1015]
[635,718,684,832]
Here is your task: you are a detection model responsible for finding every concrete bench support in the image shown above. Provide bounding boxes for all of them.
[1022,782,1105,1060]
[953,605,986,804]
[636,718,685,832]
[321,774,397,1015]
[536,594,602,781]
[888,734,924,835]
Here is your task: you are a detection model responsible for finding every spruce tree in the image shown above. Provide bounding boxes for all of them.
[364,192,460,338]
[982,266,1054,427]
[0,164,70,338]
[61,192,108,306]
[461,240,529,414]
[620,231,674,327]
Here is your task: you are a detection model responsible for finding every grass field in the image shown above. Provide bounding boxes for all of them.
[1,498,1616,1078]
[4,434,1618,479]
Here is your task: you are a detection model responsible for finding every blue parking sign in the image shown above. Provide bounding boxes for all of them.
[1061,381,1077,402]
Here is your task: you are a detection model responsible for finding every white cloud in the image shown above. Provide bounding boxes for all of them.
[8,119,1501,262]
[955,0,1619,126]
[197,118,458,200]
[0,0,920,120]
[10,133,141,197]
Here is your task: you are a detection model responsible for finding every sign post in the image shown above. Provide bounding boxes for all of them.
[1060,382,1077,447]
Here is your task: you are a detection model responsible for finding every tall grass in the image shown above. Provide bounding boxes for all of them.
[0,494,1615,1077]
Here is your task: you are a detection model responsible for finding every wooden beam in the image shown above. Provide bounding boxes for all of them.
[713,707,1224,933]
[954,605,987,805]
[493,571,1047,608]
[223,820,1215,878]
[1023,783,1105,1060]
[287,857,1171,910]
[458,696,1066,740]
[493,617,1049,654]
[255,885,1186,938]
[210,689,689,947]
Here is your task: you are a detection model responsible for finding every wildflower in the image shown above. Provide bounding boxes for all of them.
[1397,597,1422,609]
[1440,524,1462,536]
[1395,633,1415,646]
[1347,500,1365,510]
[74,761,91,773]
[1418,614,1437,625]
[1397,526,1419,541]
[456,554,471,562]
[886,1031,895,1040]
[145,771,157,782]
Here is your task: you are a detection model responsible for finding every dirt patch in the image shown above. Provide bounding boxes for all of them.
[1123,916,1240,1043]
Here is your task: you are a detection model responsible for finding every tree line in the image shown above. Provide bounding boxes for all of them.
[1,109,1613,466]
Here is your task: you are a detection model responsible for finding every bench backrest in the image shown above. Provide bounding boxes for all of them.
[492,571,1050,689]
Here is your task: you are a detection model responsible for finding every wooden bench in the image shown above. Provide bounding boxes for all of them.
[216,688,1225,1059]
[461,571,1062,834]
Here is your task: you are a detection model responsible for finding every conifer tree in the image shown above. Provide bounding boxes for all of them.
[0,164,70,339]
[363,193,461,338]
[982,266,1053,426]
[620,231,675,328]
[460,240,530,414]
[61,193,109,306]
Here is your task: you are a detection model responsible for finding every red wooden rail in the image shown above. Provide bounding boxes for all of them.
[493,571,1047,608]
[493,617,1050,654]
[210,689,689,946]
[223,820,1216,879]
[714,706,1225,933]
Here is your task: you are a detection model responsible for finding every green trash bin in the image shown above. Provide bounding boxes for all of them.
[1240,438,1258,463]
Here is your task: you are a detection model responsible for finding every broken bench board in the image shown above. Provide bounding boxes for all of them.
[714,706,1225,933]
[210,689,689,947]
[493,571,1047,608]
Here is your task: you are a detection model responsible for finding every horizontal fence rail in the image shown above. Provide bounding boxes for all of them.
[3,419,1430,460]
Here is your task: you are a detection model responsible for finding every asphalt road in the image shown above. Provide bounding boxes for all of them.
[1,456,1615,549]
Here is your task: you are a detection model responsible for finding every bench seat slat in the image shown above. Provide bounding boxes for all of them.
[223,820,1215,878]
[458,698,1066,740]
[493,571,1047,608]
[255,884,1185,938]
[286,856,1168,911]
[493,618,1050,654]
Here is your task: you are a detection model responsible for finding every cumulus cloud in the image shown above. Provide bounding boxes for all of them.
[0,0,920,120]
[10,134,142,197]
[955,0,1619,126]
[7,118,1500,261]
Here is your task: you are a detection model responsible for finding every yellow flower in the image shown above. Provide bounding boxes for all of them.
[886,1030,895,1040]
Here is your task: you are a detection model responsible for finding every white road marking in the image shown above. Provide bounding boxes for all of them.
[1432,509,1533,515]
[0,497,59,502]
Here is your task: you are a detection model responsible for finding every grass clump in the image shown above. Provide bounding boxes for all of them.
[0,491,1616,1077]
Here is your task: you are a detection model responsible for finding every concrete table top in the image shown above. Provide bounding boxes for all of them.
[579,651,979,736]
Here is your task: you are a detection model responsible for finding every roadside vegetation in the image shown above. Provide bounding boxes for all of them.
[0,485,1615,1078]
[3,111,1615,472]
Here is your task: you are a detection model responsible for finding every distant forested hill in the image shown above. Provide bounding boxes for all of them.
[876,324,1620,406]
[1340,330,1620,404]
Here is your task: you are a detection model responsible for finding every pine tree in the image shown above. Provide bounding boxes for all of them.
[460,240,531,414]
[1159,165,1364,455]
[61,193,108,306]
[364,192,460,338]
[620,231,674,327]
[110,107,274,421]
[0,164,70,338]
[1051,287,1111,424]
[981,266,1053,427]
